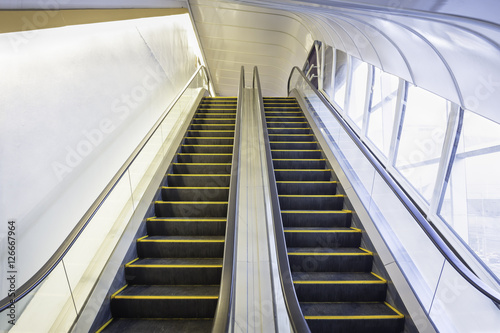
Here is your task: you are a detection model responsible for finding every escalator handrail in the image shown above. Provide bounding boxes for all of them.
[212,66,244,332]
[287,65,500,305]
[0,66,211,313]
[254,66,311,333]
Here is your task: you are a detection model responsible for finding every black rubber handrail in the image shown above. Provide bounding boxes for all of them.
[211,66,243,332]
[254,66,311,333]
[0,66,211,313]
[287,65,500,305]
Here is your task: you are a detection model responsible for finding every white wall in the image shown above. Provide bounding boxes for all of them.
[0,13,200,294]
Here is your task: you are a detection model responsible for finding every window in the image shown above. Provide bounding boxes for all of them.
[394,84,451,202]
[345,56,369,129]
[333,50,348,110]
[440,110,500,278]
[366,68,399,157]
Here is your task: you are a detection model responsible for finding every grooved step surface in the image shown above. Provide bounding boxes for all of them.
[99,97,236,329]
[264,97,403,333]
[100,318,213,333]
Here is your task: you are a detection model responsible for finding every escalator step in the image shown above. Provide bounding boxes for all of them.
[268,134,315,142]
[274,169,331,181]
[154,201,228,217]
[99,318,213,333]
[110,285,219,318]
[270,142,319,150]
[146,217,226,236]
[171,162,232,174]
[181,145,233,154]
[183,137,234,145]
[300,302,404,333]
[162,187,229,201]
[267,122,309,128]
[267,127,312,134]
[281,210,352,228]
[167,174,231,187]
[192,119,236,124]
[176,153,232,163]
[271,150,322,159]
[137,235,224,258]
[293,272,387,302]
[273,159,326,169]
[288,247,373,272]
[284,227,361,247]
[187,130,234,137]
[193,113,236,118]
[190,124,235,130]
[278,194,344,210]
[276,181,337,195]
[124,258,223,285]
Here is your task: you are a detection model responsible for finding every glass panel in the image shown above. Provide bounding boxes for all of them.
[395,84,451,202]
[440,110,500,279]
[366,68,399,157]
[345,57,369,129]
[333,50,348,111]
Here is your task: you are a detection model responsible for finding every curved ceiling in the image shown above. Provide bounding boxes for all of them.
[2,0,500,122]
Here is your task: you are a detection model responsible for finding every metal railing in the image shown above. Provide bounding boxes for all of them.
[0,66,211,314]
[254,66,311,333]
[211,66,244,332]
[287,65,500,305]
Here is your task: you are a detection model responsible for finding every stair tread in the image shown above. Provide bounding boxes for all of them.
[284,227,360,232]
[300,302,403,318]
[101,318,213,332]
[288,247,371,254]
[148,217,226,221]
[116,285,220,297]
[128,258,223,266]
[139,235,225,241]
[292,272,384,282]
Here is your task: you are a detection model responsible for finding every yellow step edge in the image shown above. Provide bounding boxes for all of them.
[161,186,230,189]
[294,279,385,285]
[266,122,307,123]
[267,128,311,130]
[181,145,234,147]
[384,302,405,318]
[271,150,319,152]
[284,227,361,233]
[95,318,113,333]
[276,181,337,183]
[127,264,223,268]
[274,169,330,171]
[281,210,352,214]
[172,163,231,165]
[269,134,314,136]
[137,238,225,243]
[114,295,219,300]
[125,258,140,266]
[273,157,324,160]
[371,272,388,283]
[304,314,403,320]
[167,174,230,176]
[188,130,235,132]
[147,218,227,222]
[184,137,234,140]
[277,193,343,198]
[269,141,318,144]
[190,124,235,126]
[111,285,128,298]
[266,116,305,118]
[155,201,228,204]
[177,153,232,155]
[288,248,373,256]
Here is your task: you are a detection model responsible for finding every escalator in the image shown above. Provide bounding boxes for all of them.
[264,97,405,333]
[97,97,237,332]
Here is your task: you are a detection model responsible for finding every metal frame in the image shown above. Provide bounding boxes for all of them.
[287,65,500,305]
[258,68,311,332]
[211,66,244,332]
[0,66,211,313]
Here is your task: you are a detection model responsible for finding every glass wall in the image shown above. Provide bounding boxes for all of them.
[366,67,399,158]
[320,48,500,282]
